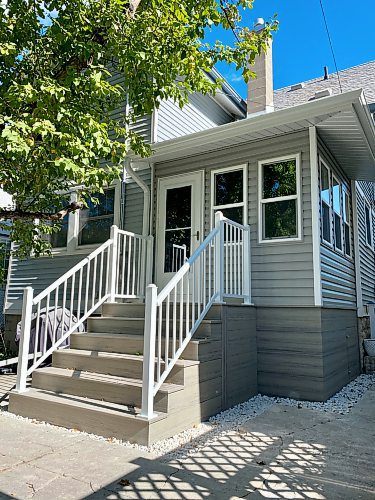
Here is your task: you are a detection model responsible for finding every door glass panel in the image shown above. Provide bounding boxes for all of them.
[164,185,192,272]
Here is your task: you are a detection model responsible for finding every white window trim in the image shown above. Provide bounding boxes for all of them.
[210,164,248,228]
[332,174,344,254]
[258,153,302,244]
[364,198,373,250]
[319,158,333,247]
[51,181,121,255]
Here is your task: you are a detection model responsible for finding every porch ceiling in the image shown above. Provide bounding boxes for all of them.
[134,89,375,182]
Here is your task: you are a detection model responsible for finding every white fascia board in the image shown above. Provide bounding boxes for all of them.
[144,89,365,162]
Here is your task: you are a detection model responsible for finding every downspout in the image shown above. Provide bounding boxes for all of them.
[124,158,150,236]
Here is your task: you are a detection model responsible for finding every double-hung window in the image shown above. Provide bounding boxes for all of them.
[332,176,343,252]
[365,201,372,248]
[259,155,301,242]
[320,162,332,245]
[343,189,351,256]
[211,166,246,225]
[78,188,115,246]
[319,158,352,258]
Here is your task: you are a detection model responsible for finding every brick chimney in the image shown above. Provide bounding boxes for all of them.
[247,19,274,116]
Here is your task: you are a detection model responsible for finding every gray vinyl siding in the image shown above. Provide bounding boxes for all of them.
[5,253,90,315]
[356,181,375,305]
[154,130,315,307]
[318,138,356,308]
[123,169,151,234]
[157,93,233,142]
[108,70,152,144]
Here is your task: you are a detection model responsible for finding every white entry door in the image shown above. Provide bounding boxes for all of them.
[156,171,204,289]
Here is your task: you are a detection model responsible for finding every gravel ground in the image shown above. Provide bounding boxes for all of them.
[1,374,374,461]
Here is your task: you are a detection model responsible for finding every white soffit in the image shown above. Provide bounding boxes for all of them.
[133,90,375,180]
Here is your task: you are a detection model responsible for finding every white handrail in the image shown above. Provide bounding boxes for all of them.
[16,226,153,393]
[141,212,251,418]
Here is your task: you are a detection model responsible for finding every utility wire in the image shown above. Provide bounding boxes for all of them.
[319,0,343,93]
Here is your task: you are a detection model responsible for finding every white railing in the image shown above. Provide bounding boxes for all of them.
[171,243,187,273]
[141,212,251,418]
[16,226,152,393]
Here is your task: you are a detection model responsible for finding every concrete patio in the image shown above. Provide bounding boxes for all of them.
[0,384,374,499]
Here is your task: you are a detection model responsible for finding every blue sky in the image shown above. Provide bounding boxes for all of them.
[207,0,375,98]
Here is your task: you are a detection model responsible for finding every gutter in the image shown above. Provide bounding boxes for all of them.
[138,89,366,162]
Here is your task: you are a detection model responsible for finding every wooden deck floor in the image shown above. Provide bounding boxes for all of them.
[0,373,17,408]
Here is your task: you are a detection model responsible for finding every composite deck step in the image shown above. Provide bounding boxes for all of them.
[102,302,222,320]
[87,316,221,335]
[9,388,166,445]
[70,332,210,360]
[32,366,183,412]
[53,348,198,383]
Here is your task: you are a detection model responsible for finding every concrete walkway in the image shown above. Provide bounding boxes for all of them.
[0,386,374,499]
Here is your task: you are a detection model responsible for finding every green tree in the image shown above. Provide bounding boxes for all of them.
[0,0,277,261]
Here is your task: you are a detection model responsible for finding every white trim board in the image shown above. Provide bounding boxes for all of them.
[309,127,322,306]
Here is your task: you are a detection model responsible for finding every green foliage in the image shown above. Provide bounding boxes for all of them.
[0,0,277,260]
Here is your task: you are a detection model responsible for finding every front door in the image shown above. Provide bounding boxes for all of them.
[156,171,203,289]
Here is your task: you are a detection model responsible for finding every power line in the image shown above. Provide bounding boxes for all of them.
[319,0,343,93]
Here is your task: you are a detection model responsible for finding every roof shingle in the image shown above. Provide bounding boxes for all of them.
[273,60,375,110]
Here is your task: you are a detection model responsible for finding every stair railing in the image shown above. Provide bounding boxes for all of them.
[141,212,251,419]
[16,226,152,393]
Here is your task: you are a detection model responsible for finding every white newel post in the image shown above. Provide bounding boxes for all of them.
[108,225,119,302]
[214,211,224,302]
[141,284,157,419]
[243,225,252,304]
[16,287,33,393]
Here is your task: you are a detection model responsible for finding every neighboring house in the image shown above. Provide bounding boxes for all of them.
[6,53,375,445]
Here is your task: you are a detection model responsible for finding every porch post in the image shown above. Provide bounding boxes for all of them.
[140,284,157,419]
[108,225,119,302]
[214,211,224,302]
[16,287,33,393]
[243,225,252,304]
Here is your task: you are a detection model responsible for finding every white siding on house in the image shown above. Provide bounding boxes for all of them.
[318,138,356,308]
[154,130,315,308]
[157,93,234,142]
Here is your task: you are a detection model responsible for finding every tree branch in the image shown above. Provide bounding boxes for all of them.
[0,201,84,221]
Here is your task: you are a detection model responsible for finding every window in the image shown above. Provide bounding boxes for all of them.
[211,166,246,224]
[259,155,300,241]
[78,189,115,246]
[320,162,332,244]
[343,189,351,256]
[365,201,372,247]
[50,214,68,248]
[319,158,352,258]
[332,176,343,252]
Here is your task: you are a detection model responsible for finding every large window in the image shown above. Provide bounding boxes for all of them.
[78,189,115,246]
[259,155,301,242]
[211,166,246,225]
[343,189,351,256]
[332,176,343,252]
[50,214,68,248]
[320,162,332,244]
[319,158,351,258]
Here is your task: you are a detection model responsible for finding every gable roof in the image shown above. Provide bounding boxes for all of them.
[274,60,375,110]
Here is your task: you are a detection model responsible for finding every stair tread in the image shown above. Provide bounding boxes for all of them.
[35,366,184,393]
[72,332,211,344]
[92,317,221,324]
[15,388,166,422]
[56,348,199,367]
